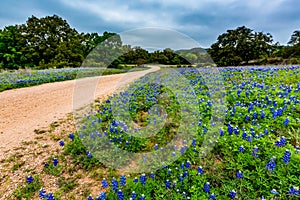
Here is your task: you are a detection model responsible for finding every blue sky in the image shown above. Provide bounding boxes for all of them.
[1,0,300,48]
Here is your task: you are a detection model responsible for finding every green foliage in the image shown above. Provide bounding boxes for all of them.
[12,175,43,199]
[208,26,275,66]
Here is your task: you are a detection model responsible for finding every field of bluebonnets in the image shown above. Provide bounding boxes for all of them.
[0,67,145,92]
[13,66,299,200]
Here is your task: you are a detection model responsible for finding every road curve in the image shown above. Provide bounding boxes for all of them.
[0,65,159,154]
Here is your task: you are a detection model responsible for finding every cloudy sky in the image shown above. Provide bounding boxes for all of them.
[1,0,300,48]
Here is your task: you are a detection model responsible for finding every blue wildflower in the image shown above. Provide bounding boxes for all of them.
[69,133,75,141]
[101,178,108,189]
[288,186,299,196]
[236,171,243,179]
[140,174,146,186]
[98,192,106,200]
[186,161,191,168]
[131,191,137,200]
[220,128,224,136]
[26,176,34,183]
[238,145,245,153]
[111,177,118,192]
[53,158,58,166]
[284,118,289,126]
[282,150,291,164]
[139,194,145,200]
[166,179,171,189]
[197,166,203,175]
[39,188,47,198]
[117,190,124,200]
[266,156,276,172]
[86,151,92,159]
[150,172,155,180]
[192,139,196,146]
[120,175,126,186]
[229,190,236,199]
[204,182,210,193]
[252,146,259,158]
[59,140,64,146]
[209,193,216,200]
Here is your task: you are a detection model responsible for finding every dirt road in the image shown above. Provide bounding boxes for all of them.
[0,66,159,155]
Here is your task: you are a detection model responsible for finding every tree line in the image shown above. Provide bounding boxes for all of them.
[208,26,300,66]
[1,15,300,69]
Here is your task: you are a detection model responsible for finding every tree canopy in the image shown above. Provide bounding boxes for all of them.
[208,26,275,66]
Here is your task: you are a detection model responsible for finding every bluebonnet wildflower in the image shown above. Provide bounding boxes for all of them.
[133,177,138,183]
[186,161,191,168]
[280,136,286,146]
[282,150,291,164]
[192,139,196,146]
[26,176,34,183]
[59,140,64,146]
[88,195,93,200]
[166,179,171,188]
[288,186,299,196]
[204,182,210,193]
[39,188,47,198]
[284,118,289,126]
[242,132,247,140]
[266,156,276,172]
[238,145,245,153]
[131,191,137,199]
[53,158,58,166]
[252,146,259,158]
[227,123,233,135]
[98,192,106,200]
[120,175,126,186]
[236,171,243,179]
[179,174,184,182]
[69,133,75,141]
[275,136,286,147]
[140,174,146,186]
[220,128,224,136]
[197,166,203,175]
[46,193,55,200]
[150,172,155,180]
[183,171,188,178]
[229,190,236,199]
[139,194,145,200]
[86,151,92,159]
[154,144,159,150]
[180,162,185,170]
[111,177,118,192]
[209,193,216,200]
[117,190,124,200]
[101,178,108,189]
[247,135,253,143]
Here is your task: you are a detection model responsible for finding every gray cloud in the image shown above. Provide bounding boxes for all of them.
[0,0,299,47]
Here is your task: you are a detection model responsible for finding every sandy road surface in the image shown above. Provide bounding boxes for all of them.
[0,66,159,155]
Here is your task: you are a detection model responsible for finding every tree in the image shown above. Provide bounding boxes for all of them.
[208,26,275,66]
[20,15,86,68]
[0,25,26,69]
[288,31,300,45]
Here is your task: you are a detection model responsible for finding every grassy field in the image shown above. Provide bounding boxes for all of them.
[1,66,299,200]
